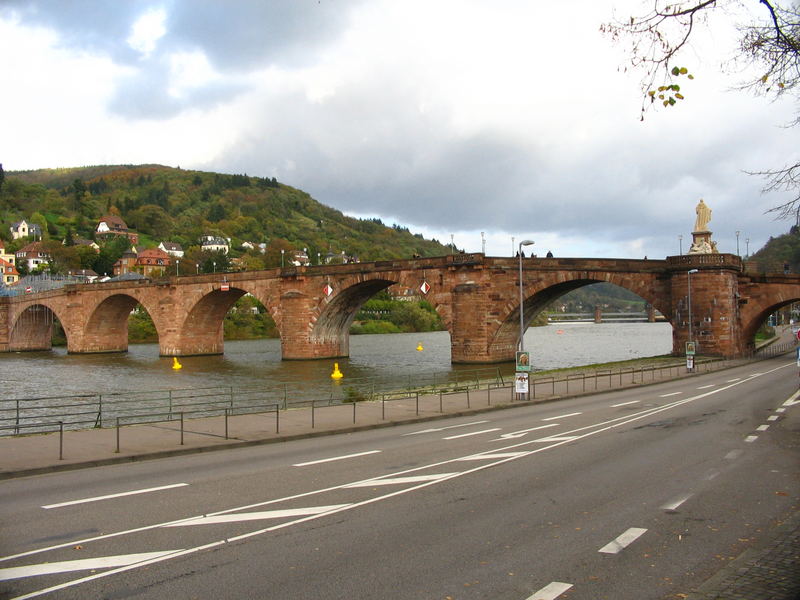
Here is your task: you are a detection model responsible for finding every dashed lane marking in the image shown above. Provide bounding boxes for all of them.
[542,412,581,421]
[599,527,648,554]
[610,400,639,407]
[745,435,759,443]
[443,428,501,440]
[659,392,681,398]
[526,581,573,600]
[661,493,692,512]
[293,450,381,467]
[757,424,770,432]
[402,421,489,436]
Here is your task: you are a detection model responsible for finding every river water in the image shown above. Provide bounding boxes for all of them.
[0,323,672,398]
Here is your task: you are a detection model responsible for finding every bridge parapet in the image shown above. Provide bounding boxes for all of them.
[667,253,742,270]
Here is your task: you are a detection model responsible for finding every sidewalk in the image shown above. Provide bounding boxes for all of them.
[1,360,797,600]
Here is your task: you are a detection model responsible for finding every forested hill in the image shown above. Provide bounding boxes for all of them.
[0,164,451,266]
[748,226,800,273]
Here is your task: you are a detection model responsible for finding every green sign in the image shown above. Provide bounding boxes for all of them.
[685,341,696,356]
[516,351,531,372]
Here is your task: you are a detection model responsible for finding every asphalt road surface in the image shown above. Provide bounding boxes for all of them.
[1,355,798,599]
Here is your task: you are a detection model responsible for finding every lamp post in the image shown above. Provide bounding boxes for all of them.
[687,268,698,346]
[745,238,750,258]
[196,263,199,274]
[481,231,486,254]
[213,261,216,274]
[736,231,740,256]
[518,240,535,352]
[176,259,180,276]
[678,234,683,255]
[280,249,285,268]
[450,234,454,254]
[511,236,515,257]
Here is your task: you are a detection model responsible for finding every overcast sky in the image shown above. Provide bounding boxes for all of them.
[0,0,796,259]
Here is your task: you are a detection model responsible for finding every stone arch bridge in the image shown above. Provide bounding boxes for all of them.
[1,253,797,363]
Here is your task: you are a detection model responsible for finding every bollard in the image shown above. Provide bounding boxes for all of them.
[59,421,64,460]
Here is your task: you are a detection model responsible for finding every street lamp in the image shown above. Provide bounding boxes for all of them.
[678,234,683,255]
[280,249,285,268]
[518,239,535,352]
[511,236,515,257]
[213,261,216,273]
[176,259,180,276]
[745,238,750,258]
[481,231,486,254]
[736,231,740,256]
[450,234,454,254]
[687,268,698,346]
[195,263,199,274]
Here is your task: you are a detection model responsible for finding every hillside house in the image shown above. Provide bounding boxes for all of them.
[201,235,229,254]
[15,242,50,272]
[96,215,139,244]
[136,248,171,277]
[0,258,19,284]
[158,241,184,258]
[10,220,42,241]
[112,249,138,276]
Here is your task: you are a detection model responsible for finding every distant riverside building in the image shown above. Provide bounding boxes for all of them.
[112,249,138,276]
[200,235,229,254]
[158,241,184,258]
[15,242,50,272]
[135,248,171,277]
[0,257,19,284]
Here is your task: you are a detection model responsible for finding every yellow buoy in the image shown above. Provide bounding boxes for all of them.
[172,357,182,370]
[416,343,424,352]
[331,362,343,379]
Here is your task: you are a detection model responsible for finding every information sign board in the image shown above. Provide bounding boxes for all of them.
[514,372,529,394]
[515,351,531,372]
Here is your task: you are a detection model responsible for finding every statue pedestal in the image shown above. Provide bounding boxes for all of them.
[689,230,714,254]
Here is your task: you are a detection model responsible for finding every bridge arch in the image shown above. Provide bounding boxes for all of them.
[487,273,671,361]
[740,296,800,352]
[8,303,61,352]
[166,287,249,356]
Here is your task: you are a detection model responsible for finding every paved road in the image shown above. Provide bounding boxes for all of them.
[0,355,797,599]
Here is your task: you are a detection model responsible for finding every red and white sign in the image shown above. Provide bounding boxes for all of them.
[25,286,32,294]
[323,284,334,297]
[419,281,430,295]
[220,283,230,292]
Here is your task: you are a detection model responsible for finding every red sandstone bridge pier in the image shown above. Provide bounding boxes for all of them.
[1,253,798,363]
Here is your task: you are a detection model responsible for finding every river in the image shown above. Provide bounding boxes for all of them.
[0,323,673,399]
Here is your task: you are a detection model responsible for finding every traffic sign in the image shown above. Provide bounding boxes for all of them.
[419,281,430,295]
[323,284,333,297]
[220,283,229,292]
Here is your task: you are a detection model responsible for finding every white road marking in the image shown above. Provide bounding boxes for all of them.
[443,428,500,440]
[0,551,181,581]
[41,484,188,509]
[725,449,743,460]
[166,505,349,526]
[757,424,770,432]
[457,452,528,461]
[697,385,715,389]
[599,527,648,554]
[526,581,573,600]
[777,407,786,413]
[402,421,489,436]
[533,436,579,443]
[292,450,381,467]
[661,493,692,511]
[726,378,741,382]
[782,390,800,407]
[768,415,779,421]
[745,435,759,443]
[495,423,559,440]
[705,469,720,481]
[344,474,456,488]
[610,400,639,407]
[659,392,681,397]
[542,412,581,421]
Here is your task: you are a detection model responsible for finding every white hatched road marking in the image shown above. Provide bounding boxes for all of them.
[0,551,182,581]
[443,428,500,440]
[599,527,648,554]
[660,392,681,397]
[166,505,349,526]
[526,581,573,600]
[6,363,792,599]
[402,421,489,436]
[782,390,800,407]
[610,400,639,407]
[661,493,692,511]
[344,474,457,488]
[42,484,189,509]
[292,450,381,467]
[542,412,581,421]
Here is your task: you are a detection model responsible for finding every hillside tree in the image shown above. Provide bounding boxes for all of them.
[603,1,800,218]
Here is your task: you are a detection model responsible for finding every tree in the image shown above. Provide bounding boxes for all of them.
[0,163,4,194]
[603,1,800,217]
